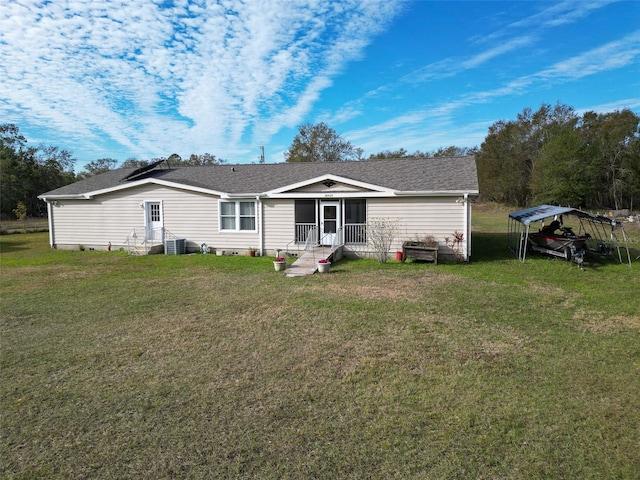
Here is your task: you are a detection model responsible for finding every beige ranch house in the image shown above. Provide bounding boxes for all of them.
[39,156,479,261]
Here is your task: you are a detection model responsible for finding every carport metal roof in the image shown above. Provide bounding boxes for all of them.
[508,204,612,226]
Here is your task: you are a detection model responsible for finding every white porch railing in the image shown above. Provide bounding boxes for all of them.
[304,226,318,252]
[293,222,366,245]
[344,223,366,244]
[316,226,345,262]
[286,223,366,259]
[330,226,345,252]
[295,223,316,243]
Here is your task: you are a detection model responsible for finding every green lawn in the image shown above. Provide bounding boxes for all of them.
[1,208,639,479]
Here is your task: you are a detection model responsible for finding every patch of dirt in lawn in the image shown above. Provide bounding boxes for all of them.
[2,265,110,292]
[304,273,461,302]
[573,308,640,333]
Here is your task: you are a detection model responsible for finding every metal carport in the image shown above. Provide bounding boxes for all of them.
[508,204,631,266]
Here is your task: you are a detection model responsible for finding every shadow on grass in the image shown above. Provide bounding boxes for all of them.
[471,231,638,269]
[0,236,32,254]
[471,232,514,262]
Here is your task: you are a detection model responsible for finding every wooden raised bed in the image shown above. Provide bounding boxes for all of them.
[402,241,438,264]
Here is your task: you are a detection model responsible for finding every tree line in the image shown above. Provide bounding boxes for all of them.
[0,127,227,219]
[2,102,638,219]
[1,124,76,219]
[477,103,640,210]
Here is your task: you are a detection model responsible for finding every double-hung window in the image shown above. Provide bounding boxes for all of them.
[220,200,256,231]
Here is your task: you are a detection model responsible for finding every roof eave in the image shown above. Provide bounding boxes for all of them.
[263,191,393,199]
[394,190,479,196]
[265,174,395,196]
[39,194,90,201]
[41,178,228,200]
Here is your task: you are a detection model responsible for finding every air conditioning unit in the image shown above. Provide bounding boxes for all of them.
[164,238,186,255]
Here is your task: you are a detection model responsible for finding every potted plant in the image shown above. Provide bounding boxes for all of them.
[248,247,256,257]
[273,257,286,271]
[317,258,331,273]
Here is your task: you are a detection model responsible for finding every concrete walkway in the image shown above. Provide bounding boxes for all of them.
[284,246,331,277]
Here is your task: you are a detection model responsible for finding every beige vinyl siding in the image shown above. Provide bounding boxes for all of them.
[50,184,225,250]
[261,199,295,254]
[366,196,467,256]
[51,197,141,249]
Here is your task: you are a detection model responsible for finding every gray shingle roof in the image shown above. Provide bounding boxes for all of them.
[40,156,478,197]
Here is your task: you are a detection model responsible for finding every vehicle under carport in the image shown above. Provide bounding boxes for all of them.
[508,204,631,267]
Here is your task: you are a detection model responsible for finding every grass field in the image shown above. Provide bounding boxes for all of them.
[1,207,639,479]
[0,218,49,234]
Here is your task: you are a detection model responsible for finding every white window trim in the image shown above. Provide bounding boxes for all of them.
[218,199,258,233]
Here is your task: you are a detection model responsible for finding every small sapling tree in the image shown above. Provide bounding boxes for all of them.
[13,201,28,223]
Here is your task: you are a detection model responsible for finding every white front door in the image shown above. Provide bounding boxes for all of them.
[145,201,163,241]
[320,201,340,246]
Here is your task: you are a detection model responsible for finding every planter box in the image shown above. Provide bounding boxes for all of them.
[403,241,438,264]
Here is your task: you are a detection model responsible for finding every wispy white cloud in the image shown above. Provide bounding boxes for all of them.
[396,34,535,86]
[537,29,640,80]
[346,27,639,153]
[318,104,362,125]
[509,0,620,29]
[475,0,620,44]
[576,98,640,115]
[372,0,620,95]
[0,0,405,161]
[347,116,491,155]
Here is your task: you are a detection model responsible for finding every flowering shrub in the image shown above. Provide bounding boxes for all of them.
[275,257,285,262]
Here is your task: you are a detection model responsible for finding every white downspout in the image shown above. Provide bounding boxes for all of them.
[46,201,55,248]
[463,194,470,260]
[256,196,264,256]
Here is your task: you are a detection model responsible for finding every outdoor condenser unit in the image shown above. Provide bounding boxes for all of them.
[164,238,186,255]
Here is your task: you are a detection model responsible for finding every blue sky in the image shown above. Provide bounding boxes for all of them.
[1,0,639,167]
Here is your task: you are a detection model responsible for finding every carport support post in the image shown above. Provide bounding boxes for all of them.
[522,224,530,262]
